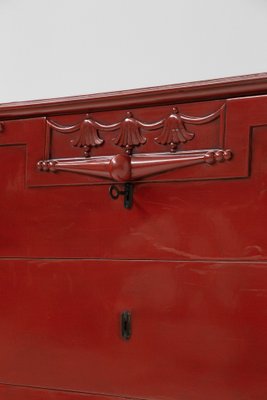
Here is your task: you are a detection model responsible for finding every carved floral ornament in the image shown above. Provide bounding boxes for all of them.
[38,103,232,206]
[46,105,225,156]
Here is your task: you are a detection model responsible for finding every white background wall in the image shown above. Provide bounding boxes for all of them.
[0,0,266,103]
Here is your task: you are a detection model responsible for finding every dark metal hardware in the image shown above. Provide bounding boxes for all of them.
[109,183,134,209]
[121,310,132,340]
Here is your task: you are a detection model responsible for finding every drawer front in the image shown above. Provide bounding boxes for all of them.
[1,259,267,400]
[0,103,267,261]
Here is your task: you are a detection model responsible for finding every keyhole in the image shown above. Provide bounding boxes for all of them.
[121,310,131,340]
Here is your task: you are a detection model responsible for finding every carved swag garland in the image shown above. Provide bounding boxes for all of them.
[38,103,232,197]
[46,105,225,157]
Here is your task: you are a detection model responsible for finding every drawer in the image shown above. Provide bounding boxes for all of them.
[1,96,267,260]
[1,259,267,400]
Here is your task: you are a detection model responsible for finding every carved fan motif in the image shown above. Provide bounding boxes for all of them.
[155,107,195,152]
[46,114,109,158]
[71,118,104,157]
[113,112,147,154]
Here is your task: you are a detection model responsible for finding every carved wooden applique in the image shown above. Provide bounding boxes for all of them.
[111,105,225,153]
[39,103,230,200]
[112,111,162,154]
[154,105,225,152]
[70,118,104,157]
[155,107,195,152]
[39,104,232,187]
[46,115,108,157]
[113,112,147,154]
[37,149,232,182]
[45,105,225,158]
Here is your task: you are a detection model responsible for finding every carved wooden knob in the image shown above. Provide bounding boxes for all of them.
[37,160,57,172]
[204,150,232,164]
[108,154,131,181]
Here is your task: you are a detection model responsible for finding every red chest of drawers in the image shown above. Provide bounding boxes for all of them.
[1,74,267,400]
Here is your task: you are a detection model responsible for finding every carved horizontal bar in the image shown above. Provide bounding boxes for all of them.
[37,149,232,182]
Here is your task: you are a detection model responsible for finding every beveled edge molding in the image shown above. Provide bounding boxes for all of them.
[0,73,267,119]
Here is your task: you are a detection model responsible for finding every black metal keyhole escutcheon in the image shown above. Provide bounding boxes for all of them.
[121,310,131,340]
[109,183,134,209]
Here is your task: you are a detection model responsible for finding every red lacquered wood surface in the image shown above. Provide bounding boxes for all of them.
[1,73,267,400]
[0,384,127,400]
[1,259,267,400]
